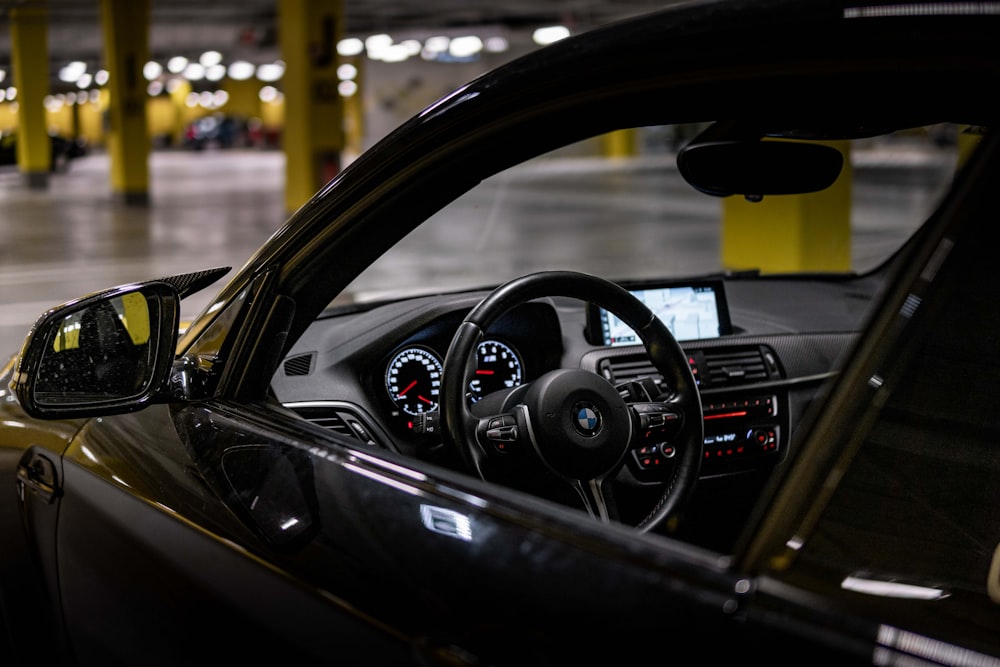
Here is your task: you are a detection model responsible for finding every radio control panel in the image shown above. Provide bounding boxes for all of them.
[700,393,782,475]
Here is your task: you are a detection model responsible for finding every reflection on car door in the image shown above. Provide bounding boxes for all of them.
[50,403,415,664]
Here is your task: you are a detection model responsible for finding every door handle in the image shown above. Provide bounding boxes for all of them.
[17,453,60,504]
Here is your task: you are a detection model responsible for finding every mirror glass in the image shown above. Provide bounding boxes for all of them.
[33,291,157,405]
[677,140,845,198]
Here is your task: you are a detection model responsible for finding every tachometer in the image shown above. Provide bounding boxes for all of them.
[468,339,523,403]
[386,346,443,415]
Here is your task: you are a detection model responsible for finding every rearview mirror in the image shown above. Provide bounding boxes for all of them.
[677,139,844,199]
[11,282,181,419]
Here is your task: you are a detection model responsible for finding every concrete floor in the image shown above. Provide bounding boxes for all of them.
[0,150,288,355]
[0,144,952,357]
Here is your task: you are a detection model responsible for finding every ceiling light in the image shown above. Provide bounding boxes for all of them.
[484,36,509,53]
[59,61,87,83]
[167,56,188,74]
[449,36,483,59]
[338,80,357,97]
[199,50,223,67]
[532,25,570,45]
[423,36,450,54]
[205,64,226,82]
[259,85,278,103]
[256,62,284,82]
[337,37,364,57]
[337,63,357,81]
[227,61,255,81]
[143,61,162,80]
[183,63,206,81]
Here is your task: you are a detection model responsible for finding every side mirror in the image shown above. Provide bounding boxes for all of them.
[11,282,181,419]
[677,138,845,200]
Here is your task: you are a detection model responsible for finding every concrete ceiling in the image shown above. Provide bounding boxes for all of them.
[1,1,666,89]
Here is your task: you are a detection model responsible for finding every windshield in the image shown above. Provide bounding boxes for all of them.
[344,123,960,303]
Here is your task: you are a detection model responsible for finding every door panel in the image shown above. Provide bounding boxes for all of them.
[55,404,413,665]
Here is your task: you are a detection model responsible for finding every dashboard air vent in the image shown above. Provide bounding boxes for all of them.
[284,403,380,446]
[597,345,781,391]
[283,353,315,376]
[703,347,772,386]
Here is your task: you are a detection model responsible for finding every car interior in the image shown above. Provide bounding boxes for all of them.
[266,120,967,554]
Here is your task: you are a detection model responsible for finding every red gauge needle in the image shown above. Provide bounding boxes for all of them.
[418,395,433,404]
[475,369,494,375]
[398,380,417,397]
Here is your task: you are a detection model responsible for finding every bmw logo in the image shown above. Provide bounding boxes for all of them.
[573,401,602,436]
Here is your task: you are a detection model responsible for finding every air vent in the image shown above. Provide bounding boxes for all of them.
[284,402,379,446]
[597,345,781,390]
[703,347,773,387]
[283,352,315,376]
[597,357,658,385]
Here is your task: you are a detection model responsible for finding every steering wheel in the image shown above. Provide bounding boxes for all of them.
[441,271,703,532]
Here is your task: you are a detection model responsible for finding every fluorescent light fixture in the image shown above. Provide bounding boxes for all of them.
[143,61,162,80]
[337,63,357,81]
[338,80,357,97]
[256,62,284,82]
[199,50,222,67]
[533,25,570,45]
[227,60,255,81]
[167,56,188,74]
[183,63,206,81]
[449,35,483,58]
[59,61,87,83]
[337,37,364,56]
[205,64,226,82]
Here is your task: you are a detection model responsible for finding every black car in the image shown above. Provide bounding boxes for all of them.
[0,131,87,172]
[2,1,999,664]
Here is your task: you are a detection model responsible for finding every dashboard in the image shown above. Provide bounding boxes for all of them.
[270,274,873,548]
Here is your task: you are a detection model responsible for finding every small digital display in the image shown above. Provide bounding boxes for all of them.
[593,282,730,346]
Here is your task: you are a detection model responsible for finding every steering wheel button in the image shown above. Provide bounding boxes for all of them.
[486,425,518,442]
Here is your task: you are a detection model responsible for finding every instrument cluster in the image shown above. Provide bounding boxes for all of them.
[384,338,524,416]
[377,301,563,438]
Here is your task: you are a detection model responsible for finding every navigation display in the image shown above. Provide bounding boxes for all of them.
[589,281,731,346]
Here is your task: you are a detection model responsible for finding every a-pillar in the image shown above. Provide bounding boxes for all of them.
[721,141,852,273]
[100,0,151,206]
[279,0,345,213]
[10,3,51,189]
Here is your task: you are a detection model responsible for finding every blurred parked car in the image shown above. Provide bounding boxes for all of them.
[182,114,248,150]
[0,131,87,172]
[1,1,999,664]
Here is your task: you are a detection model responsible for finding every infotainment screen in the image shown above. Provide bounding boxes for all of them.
[587,280,732,346]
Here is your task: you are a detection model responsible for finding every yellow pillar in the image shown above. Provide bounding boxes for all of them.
[957,125,983,169]
[279,0,345,213]
[10,3,51,188]
[601,129,637,159]
[721,141,852,273]
[101,0,151,205]
[168,78,192,147]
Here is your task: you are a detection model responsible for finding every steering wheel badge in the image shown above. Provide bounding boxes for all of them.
[573,401,603,437]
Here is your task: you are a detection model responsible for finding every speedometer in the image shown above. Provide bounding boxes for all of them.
[386,346,443,415]
[468,339,523,403]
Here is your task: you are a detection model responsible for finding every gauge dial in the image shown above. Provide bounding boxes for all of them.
[468,339,523,403]
[386,346,443,415]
